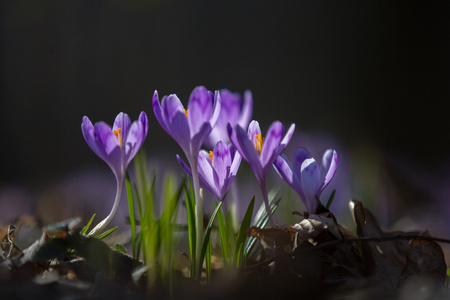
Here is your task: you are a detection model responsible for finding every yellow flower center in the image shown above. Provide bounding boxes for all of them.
[254,133,264,156]
[184,109,189,118]
[113,128,122,148]
[209,151,213,165]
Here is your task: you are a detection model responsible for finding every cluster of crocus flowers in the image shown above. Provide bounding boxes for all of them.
[81,112,148,236]
[273,148,338,213]
[228,120,295,227]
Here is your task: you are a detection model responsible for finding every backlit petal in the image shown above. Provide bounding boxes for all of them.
[152,91,169,132]
[301,158,320,212]
[260,121,283,167]
[293,148,312,186]
[319,149,338,194]
[113,112,131,145]
[212,141,231,187]
[238,90,253,130]
[187,86,213,135]
[236,124,264,182]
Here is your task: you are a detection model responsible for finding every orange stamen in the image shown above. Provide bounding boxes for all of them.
[209,151,213,165]
[254,133,264,156]
[184,109,189,118]
[113,128,122,148]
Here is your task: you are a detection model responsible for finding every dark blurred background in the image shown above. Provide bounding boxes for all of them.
[1,1,449,230]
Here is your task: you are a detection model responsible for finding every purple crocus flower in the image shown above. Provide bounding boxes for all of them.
[152,86,221,163]
[228,120,295,227]
[273,148,338,213]
[177,141,242,201]
[205,89,253,147]
[153,86,220,278]
[81,112,148,236]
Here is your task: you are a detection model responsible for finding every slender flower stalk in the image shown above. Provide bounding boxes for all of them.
[81,112,148,236]
[228,120,295,227]
[273,148,338,213]
[152,86,221,278]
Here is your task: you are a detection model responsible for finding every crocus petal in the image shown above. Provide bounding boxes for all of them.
[177,155,193,178]
[235,124,264,182]
[177,154,214,196]
[260,121,284,167]
[319,149,338,193]
[227,124,248,162]
[187,86,213,135]
[197,152,221,200]
[81,116,103,159]
[95,122,120,156]
[113,112,131,145]
[209,90,221,130]
[238,90,253,130]
[229,145,242,177]
[247,120,261,141]
[220,90,242,125]
[273,155,296,189]
[300,158,320,212]
[167,110,191,154]
[206,89,249,147]
[293,148,312,185]
[124,119,145,165]
[152,91,169,132]
[279,123,296,151]
[139,111,149,138]
[190,123,212,158]
[212,141,232,187]
[162,94,186,127]
[94,122,123,178]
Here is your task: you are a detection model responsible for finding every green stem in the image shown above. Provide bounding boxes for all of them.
[260,180,276,228]
[189,156,203,280]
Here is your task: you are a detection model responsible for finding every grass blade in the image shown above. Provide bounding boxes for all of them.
[184,177,196,276]
[244,197,281,256]
[199,200,223,278]
[215,200,229,269]
[98,226,118,239]
[81,214,96,235]
[125,173,137,258]
[234,196,254,266]
[326,189,336,209]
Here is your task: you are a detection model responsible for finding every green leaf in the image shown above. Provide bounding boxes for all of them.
[160,177,185,226]
[81,214,96,235]
[125,173,136,258]
[244,197,281,256]
[184,177,196,275]
[234,196,254,266]
[114,243,127,255]
[216,200,229,269]
[98,227,118,239]
[205,240,212,282]
[199,201,223,275]
[326,189,336,209]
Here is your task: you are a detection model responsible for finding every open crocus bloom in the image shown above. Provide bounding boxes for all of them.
[273,148,338,213]
[81,112,148,235]
[228,120,295,227]
[177,141,242,201]
[228,120,295,186]
[205,89,252,148]
[82,112,148,180]
[153,86,221,163]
